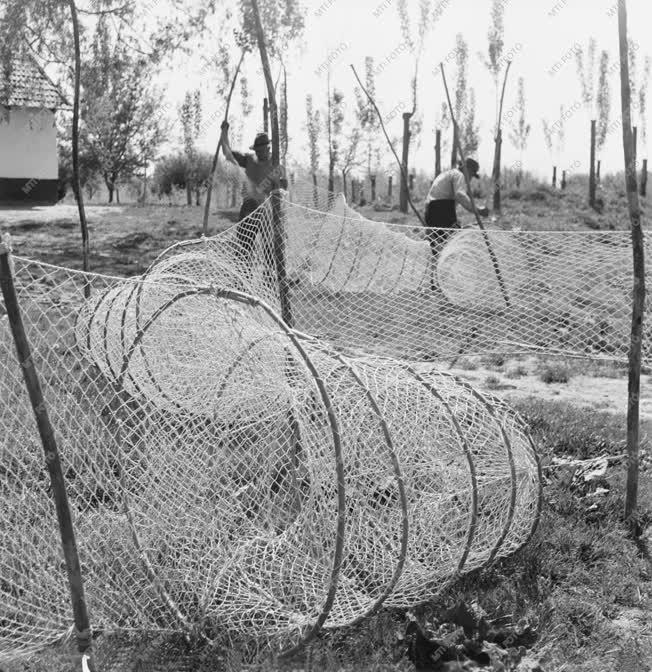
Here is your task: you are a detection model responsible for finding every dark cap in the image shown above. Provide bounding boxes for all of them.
[250,132,270,149]
[464,158,480,178]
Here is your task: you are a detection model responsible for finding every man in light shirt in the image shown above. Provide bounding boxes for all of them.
[424,158,489,257]
[221,122,285,259]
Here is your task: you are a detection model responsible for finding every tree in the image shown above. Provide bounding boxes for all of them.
[460,88,480,158]
[434,102,450,177]
[339,127,361,201]
[596,50,611,181]
[180,89,202,205]
[451,33,468,168]
[82,17,166,203]
[354,56,381,201]
[305,93,320,202]
[482,0,512,211]
[327,78,345,193]
[542,108,566,187]
[575,37,599,206]
[508,77,531,187]
[395,0,440,212]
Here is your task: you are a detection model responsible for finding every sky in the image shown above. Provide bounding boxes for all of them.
[153,0,652,181]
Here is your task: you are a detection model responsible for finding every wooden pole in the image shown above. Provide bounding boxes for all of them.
[552,165,557,188]
[597,159,601,184]
[640,158,648,197]
[589,119,597,208]
[399,112,411,213]
[68,0,90,298]
[251,0,292,326]
[0,242,93,659]
[388,175,393,199]
[435,130,441,177]
[493,128,503,211]
[202,50,245,236]
[561,170,567,189]
[440,62,511,309]
[618,0,645,536]
[493,62,512,213]
[263,96,269,133]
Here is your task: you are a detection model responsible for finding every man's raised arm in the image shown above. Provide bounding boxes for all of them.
[221,121,245,167]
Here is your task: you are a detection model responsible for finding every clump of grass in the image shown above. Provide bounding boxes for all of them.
[480,352,506,369]
[456,356,479,371]
[505,364,528,379]
[484,374,502,390]
[538,362,570,384]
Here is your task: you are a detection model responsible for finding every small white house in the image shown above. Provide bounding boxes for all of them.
[0,55,66,204]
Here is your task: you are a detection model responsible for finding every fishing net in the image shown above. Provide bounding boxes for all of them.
[0,252,541,669]
[149,190,651,364]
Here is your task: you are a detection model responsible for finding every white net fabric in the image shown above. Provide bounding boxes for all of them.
[0,253,541,666]
[151,191,647,363]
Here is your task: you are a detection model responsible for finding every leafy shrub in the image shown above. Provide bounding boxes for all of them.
[484,375,502,389]
[538,362,570,384]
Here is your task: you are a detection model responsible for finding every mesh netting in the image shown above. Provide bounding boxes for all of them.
[0,251,541,667]
[151,190,648,363]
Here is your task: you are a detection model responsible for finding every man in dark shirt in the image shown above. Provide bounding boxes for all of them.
[221,122,283,259]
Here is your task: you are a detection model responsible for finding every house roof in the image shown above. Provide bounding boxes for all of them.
[0,55,66,109]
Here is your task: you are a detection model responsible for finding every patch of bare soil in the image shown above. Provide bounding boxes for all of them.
[451,362,652,426]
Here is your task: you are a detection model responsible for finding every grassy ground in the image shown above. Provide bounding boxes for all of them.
[1,177,651,671]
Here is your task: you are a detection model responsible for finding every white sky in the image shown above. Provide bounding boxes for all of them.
[154,0,652,180]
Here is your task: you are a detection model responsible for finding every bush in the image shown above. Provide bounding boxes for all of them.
[483,374,502,389]
[538,362,570,384]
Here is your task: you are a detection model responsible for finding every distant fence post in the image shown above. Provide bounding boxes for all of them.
[0,240,94,662]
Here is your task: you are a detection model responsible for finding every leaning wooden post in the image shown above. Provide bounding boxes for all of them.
[492,62,512,214]
[0,240,94,660]
[440,63,511,309]
[202,50,246,236]
[263,97,269,133]
[435,129,442,177]
[618,0,645,536]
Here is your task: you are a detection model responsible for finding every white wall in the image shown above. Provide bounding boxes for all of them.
[0,106,57,179]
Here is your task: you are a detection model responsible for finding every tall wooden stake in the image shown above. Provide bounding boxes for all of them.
[435,130,442,177]
[68,0,90,298]
[0,242,93,660]
[263,96,269,133]
[618,0,645,536]
[552,165,557,188]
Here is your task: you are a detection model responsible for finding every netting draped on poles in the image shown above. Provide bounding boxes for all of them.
[153,187,650,363]
[0,253,541,664]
